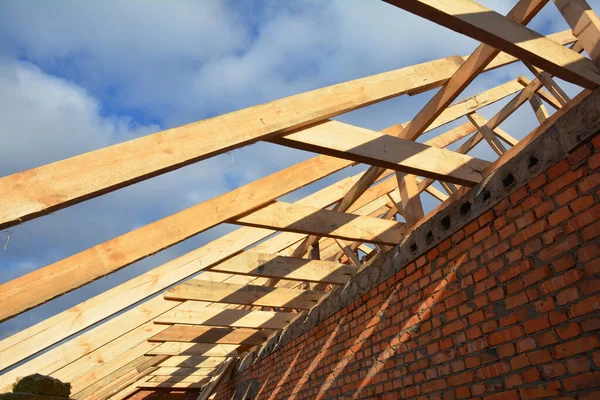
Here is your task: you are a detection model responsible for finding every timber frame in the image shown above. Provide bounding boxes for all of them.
[1,1,599,399]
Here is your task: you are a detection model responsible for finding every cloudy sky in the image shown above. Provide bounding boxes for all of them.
[0,0,597,341]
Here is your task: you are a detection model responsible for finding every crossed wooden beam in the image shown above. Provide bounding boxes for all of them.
[0,0,598,398]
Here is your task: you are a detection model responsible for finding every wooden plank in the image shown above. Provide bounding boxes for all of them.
[148,376,207,384]
[526,64,571,105]
[554,0,600,62]
[147,343,246,358]
[334,239,361,267]
[236,201,404,245]
[209,252,357,284]
[0,54,470,232]
[397,173,425,226]
[154,367,217,377]
[148,325,274,345]
[137,380,205,389]
[165,280,323,310]
[197,359,236,400]
[274,121,490,186]
[99,368,158,400]
[399,0,548,140]
[529,92,550,122]
[0,153,356,322]
[158,357,227,369]
[154,306,298,329]
[469,113,519,147]
[384,0,600,88]
[518,75,563,109]
[467,114,507,155]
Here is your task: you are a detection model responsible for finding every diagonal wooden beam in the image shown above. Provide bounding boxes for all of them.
[399,0,548,141]
[274,121,490,186]
[554,0,600,63]
[384,0,600,88]
[466,114,507,155]
[529,92,550,122]
[235,201,404,245]
[164,280,323,310]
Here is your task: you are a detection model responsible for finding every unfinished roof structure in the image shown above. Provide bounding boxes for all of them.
[1,1,599,399]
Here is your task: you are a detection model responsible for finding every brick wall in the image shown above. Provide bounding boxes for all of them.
[126,389,200,400]
[212,132,600,399]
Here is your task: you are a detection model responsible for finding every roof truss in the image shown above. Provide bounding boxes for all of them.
[1,1,598,398]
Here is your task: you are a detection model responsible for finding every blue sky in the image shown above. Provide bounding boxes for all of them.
[0,0,597,341]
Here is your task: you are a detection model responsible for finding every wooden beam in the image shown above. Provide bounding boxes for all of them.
[165,280,323,310]
[158,356,227,369]
[154,367,217,377]
[208,252,357,285]
[147,343,246,358]
[396,173,425,226]
[529,92,550,122]
[399,0,548,140]
[334,239,361,267]
[154,306,298,329]
[149,325,274,346]
[469,113,519,147]
[274,121,490,186]
[236,201,404,245]
[554,0,600,63]
[526,63,571,105]
[197,358,236,400]
[384,0,600,88]
[518,75,563,109]
[147,376,207,384]
[95,367,159,400]
[466,114,507,156]
[137,380,206,389]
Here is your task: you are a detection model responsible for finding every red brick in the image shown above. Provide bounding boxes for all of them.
[568,143,592,165]
[582,219,600,241]
[547,160,569,179]
[505,292,528,310]
[541,362,565,379]
[483,390,518,400]
[570,195,595,213]
[529,173,547,190]
[522,366,541,383]
[552,336,600,359]
[566,355,591,374]
[477,361,509,379]
[544,167,586,195]
[539,269,584,295]
[518,382,561,399]
[563,371,600,391]
[590,149,600,168]
[534,200,554,219]
[578,172,600,192]
[524,315,551,334]
[523,266,552,288]
[516,338,536,353]
[556,287,579,305]
[555,187,578,206]
[581,317,600,332]
[498,260,532,283]
[556,322,582,340]
[569,295,600,318]
[535,330,558,347]
[578,243,600,262]
[548,205,572,226]
[489,326,524,346]
[447,371,474,387]
[552,254,576,272]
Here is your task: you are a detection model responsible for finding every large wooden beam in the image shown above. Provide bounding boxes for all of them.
[274,121,490,186]
[154,306,297,329]
[554,0,600,63]
[235,201,404,245]
[165,280,323,310]
[153,367,217,377]
[147,343,246,358]
[149,325,274,346]
[384,0,600,88]
[208,251,357,284]
[400,0,548,141]
[158,356,227,369]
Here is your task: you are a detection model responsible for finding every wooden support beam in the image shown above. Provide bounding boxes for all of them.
[518,75,563,109]
[208,252,357,285]
[396,173,425,226]
[154,305,297,329]
[334,239,361,267]
[526,63,571,105]
[147,376,207,384]
[469,113,519,147]
[529,92,551,122]
[137,380,206,389]
[467,114,507,156]
[554,0,600,63]
[165,280,323,310]
[158,356,226,369]
[274,121,490,186]
[147,343,247,358]
[149,325,274,346]
[154,367,217,377]
[399,0,548,140]
[197,359,236,400]
[384,0,600,88]
[236,201,405,245]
